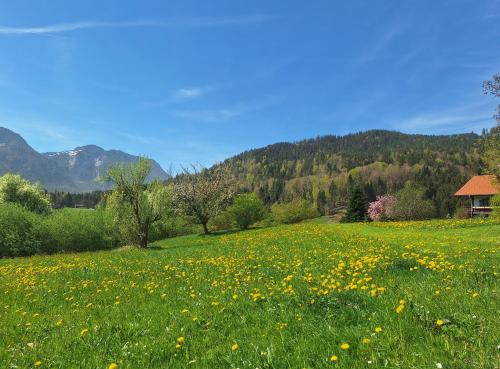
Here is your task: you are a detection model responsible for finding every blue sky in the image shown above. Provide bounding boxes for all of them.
[0,0,499,169]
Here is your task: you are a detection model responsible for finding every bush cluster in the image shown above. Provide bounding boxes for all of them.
[491,194,500,221]
[271,199,319,224]
[209,194,319,232]
[0,204,118,258]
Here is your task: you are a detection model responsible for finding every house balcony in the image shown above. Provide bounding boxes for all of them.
[465,206,493,217]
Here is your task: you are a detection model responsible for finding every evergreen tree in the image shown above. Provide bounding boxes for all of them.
[342,185,368,222]
[257,183,271,204]
[316,189,327,215]
[269,178,285,203]
[328,181,338,208]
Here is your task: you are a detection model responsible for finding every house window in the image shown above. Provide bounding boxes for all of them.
[479,198,490,207]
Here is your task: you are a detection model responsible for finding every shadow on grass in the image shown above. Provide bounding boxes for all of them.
[195,226,267,237]
[147,226,268,251]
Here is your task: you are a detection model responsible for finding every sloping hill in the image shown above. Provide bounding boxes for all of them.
[221,130,482,217]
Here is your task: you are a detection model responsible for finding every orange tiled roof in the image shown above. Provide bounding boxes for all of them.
[454,175,499,196]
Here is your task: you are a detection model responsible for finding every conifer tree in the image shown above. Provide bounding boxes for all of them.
[316,189,327,215]
[342,185,368,222]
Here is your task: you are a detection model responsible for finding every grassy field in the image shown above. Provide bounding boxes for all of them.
[1,220,499,369]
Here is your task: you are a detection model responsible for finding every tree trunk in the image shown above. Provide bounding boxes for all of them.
[138,229,149,248]
[202,222,210,234]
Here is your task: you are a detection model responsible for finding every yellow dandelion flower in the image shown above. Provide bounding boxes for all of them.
[362,338,370,344]
[374,327,382,333]
[231,343,239,351]
[108,364,118,369]
[330,355,338,361]
[56,319,63,326]
[176,336,185,344]
[436,319,444,326]
[80,328,89,336]
[340,343,350,350]
[34,361,43,367]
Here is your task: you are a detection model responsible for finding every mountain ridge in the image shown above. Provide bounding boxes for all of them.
[0,127,169,192]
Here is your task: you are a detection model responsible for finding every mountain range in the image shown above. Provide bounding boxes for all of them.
[0,127,169,192]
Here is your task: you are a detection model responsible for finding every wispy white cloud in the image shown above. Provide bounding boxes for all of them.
[393,102,495,134]
[139,85,214,108]
[171,96,281,122]
[397,114,489,130]
[171,86,208,101]
[353,24,405,64]
[172,106,245,122]
[0,16,274,35]
[117,131,164,146]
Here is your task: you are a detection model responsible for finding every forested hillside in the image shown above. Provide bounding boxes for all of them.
[223,130,483,217]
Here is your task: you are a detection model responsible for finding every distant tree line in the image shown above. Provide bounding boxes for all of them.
[49,190,106,209]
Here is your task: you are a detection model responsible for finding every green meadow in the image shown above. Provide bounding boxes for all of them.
[1,219,499,369]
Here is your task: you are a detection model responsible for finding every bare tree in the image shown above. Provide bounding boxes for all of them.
[106,157,172,248]
[483,73,500,123]
[482,74,500,176]
[173,164,234,234]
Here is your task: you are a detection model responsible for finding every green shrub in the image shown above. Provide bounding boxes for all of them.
[39,208,117,254]
[208,211,234,232]
[391,182,436,221]
[151,215,200,241]
[0,203,41,257]
[491,194,500,221]
[271,199,319,224]
[0,173,51,214]
[229,193,267,230]
[453,206,469,219]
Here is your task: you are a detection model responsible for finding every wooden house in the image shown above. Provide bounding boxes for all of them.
[454,175,499,216]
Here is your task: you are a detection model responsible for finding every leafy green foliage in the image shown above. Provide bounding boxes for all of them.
[208,210,234,232]
[391,182,436,220]
[106,157,172,248]
[0,205,117,257]
[480,124,500,177]
[0,173,51,214]
[229,193,267,230]
[150,215,201,241]
[39,208,117,254]
[490,194,500,221]
[0,203,41,257]
[271,199,319,224]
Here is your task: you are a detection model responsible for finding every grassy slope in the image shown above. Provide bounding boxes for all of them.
[0,220,499,369]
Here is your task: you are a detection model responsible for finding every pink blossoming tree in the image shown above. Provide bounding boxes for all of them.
[368,195,396,221]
